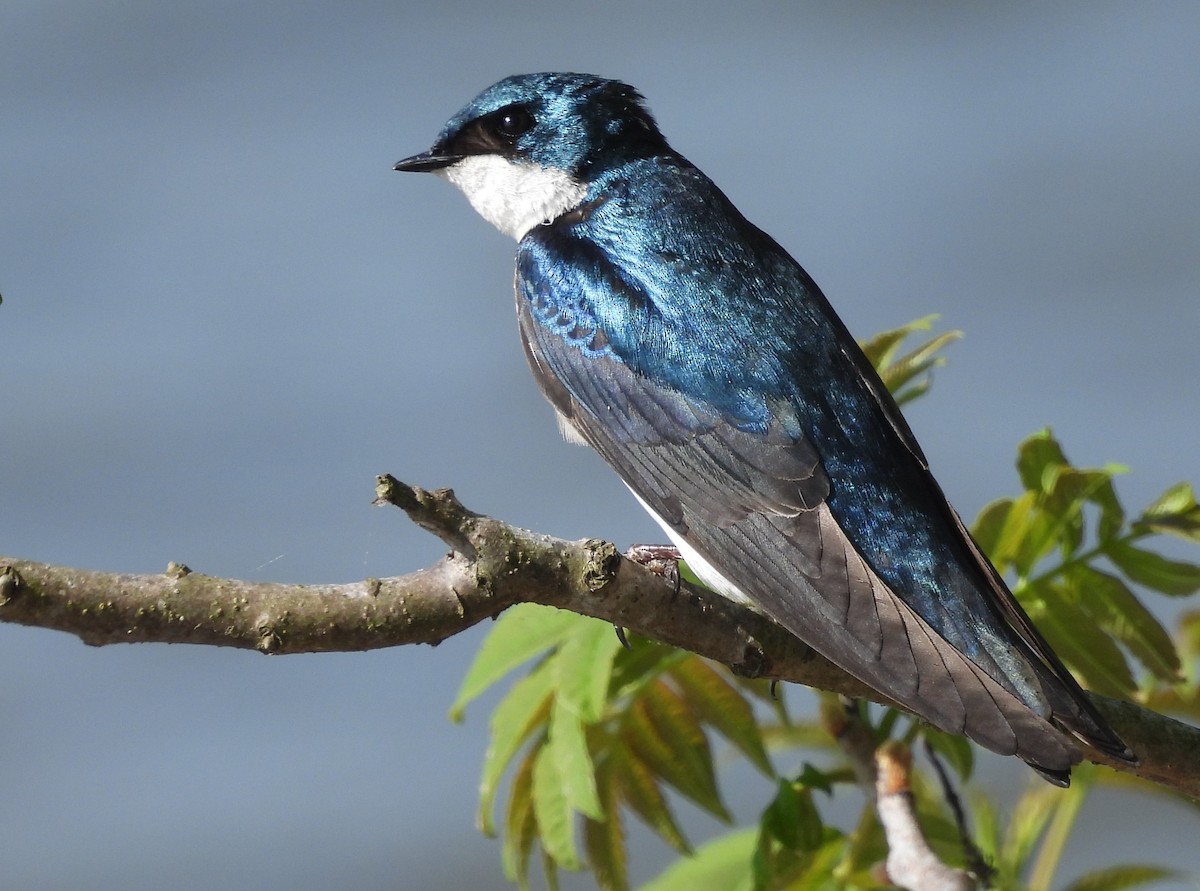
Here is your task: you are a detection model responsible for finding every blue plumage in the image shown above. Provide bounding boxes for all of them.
[395,73,1135,782]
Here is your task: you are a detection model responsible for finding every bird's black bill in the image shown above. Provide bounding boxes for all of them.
[393,151,461,172]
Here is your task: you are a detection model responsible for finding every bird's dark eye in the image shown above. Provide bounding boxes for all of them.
[492,106,535,140]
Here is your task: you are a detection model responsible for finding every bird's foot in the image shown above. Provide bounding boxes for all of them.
[625,544,682,596]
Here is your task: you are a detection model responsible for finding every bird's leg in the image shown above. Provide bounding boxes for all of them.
[613,544,683,647]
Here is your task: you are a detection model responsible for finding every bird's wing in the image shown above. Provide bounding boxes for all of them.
[514,231,1084,777]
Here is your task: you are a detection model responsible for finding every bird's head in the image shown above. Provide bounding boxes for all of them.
[395,73,666,239]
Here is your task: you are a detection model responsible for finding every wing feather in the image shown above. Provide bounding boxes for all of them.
[518,293,1081,772]
[511,201,1137,775]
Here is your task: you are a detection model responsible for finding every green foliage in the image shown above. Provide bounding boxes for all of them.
[454,622,773,890]
[976,427,1193,699]
[859,314,961,407]
[449,320,1200,890]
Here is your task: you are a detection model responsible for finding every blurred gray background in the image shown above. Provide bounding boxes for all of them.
[3,2,1198,888]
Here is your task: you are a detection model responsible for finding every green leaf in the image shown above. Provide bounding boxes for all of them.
[1061,864,1181,891]
[1040,468,1123,556]
[1008,430,1128,549]
[608,636,687,703]
[1001,784,1061,872]
[1032,583,1136,697]
[555,616,624,722]
[583,761,628,891]
[1028,764,1093,891]
[794,762,835,795]
[452,603,580,719]
[1016,508,1068,574]
[541,848,562,891]
[754,818,843,891]
[478,660,555,836]
[831,806,885,884]
[860,314,936,370]
[532,742,583,870]
[732,674,792,725]
[1106,540,1200,596]
[1144,481,1199,516]
[761,719,841,753]
[973,496,1018,563]
[549,700,604,821]
[972,492,1042,573]
[1017,429,1068,493]
[1180,610,1200,667]
[890,333,962,405]
[1138,482,1200,543]
[1067,564,1181,682]
[760,779,824,852]
[968,792,1001,866]
[502,746,540,889]
[668,658,775,777]
[859,315,961,406]
[1084,468,1127,543]
[638,828,758,891]
[625,681,730,821]
[612,742,692,854]
[879,703,914,742]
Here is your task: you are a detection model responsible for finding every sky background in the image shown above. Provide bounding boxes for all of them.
[3,2,1199,888]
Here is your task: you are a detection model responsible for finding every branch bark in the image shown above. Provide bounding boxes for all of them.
[3,474,1198,798]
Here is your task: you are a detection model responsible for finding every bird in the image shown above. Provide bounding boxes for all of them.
[394,72,1135,783]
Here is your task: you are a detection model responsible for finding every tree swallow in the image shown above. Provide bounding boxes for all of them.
[394,73,1135,783]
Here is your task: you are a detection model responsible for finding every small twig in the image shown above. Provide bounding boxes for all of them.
[823,701,976,889]
[876,742,977,891]
[822,697,878,792]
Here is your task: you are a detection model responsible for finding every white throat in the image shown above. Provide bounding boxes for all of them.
[438,155,588,240]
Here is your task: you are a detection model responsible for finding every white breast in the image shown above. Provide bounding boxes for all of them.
[438,155,588,240]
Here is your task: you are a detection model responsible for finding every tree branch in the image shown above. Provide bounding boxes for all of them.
[2,474,1198,798]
